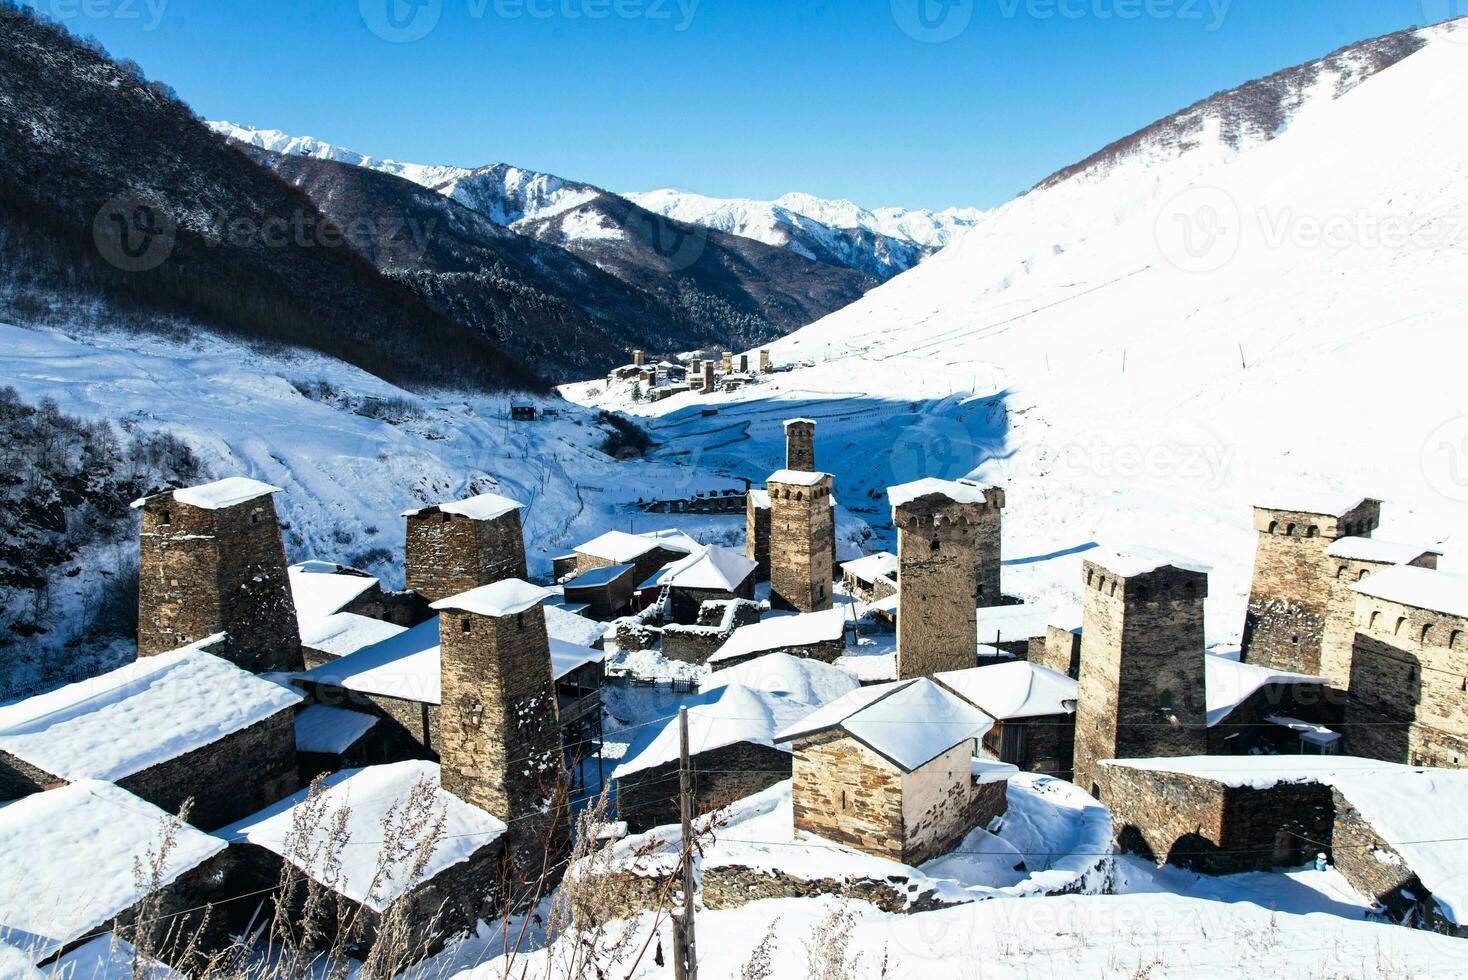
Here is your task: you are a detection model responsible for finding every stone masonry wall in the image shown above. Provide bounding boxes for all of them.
[1030,625,1082,679]
[768,476,835,614]
[894,494,987,679]
[617,741,792,831]
[1319,551,1438,695]
[785,421,815,472]
[974,487,1005,606]
[405,509,527,604]
[901,741,989,866]
[745,496,771,582]
[1073,561,1208,795]
[792,732,905,861]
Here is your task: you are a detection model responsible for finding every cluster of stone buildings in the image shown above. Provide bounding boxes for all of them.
[606,347,774,401]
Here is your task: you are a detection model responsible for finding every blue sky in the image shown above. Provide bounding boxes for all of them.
[27,0,1450,209]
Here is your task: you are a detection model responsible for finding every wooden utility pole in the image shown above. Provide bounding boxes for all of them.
[672,706,698,980]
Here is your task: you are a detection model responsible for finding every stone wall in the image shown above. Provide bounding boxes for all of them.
[302,681,440,763]
[1208,681,1334,755]
[1073,560,1209,795]
[745,496,771,583]
[1318,551,1435,695]
[661,600,761,665]
[785,421,816,472]
[792,731,905,861]
[973,488,1006,607]
[616,741,792,831]
[1241,501,1379,675]
[1030,625,1082,679]
[985,714,1075,778]
[437,605,566,877]
[405,509,527,604]
[137,493,301,673]
[902,742,1000,866]
[713,636,847,670]
[894,494,985,679]
[768,476,835,613]
[669,579,754,626]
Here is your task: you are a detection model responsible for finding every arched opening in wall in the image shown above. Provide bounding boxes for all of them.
[1451,630,1462,650]
[930,539,940,553]
[1422,625,1435,644]
[516,612,524,629]
[1109,582,1117,597]
[1268,521,1278,534]
[1308,526,1318,537]
[1369,611,1381,629]
[1286,523,1297,536]
[1087,570,1094,586]
[1394,617,1407,636]
[1337,566,1348,579]
[461,618,471,635]
[1358,569,1370,581]
[441,512,451,523]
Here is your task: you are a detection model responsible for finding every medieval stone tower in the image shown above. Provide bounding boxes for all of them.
[1318,537,1439,698]
[434,581,568,882]
[759,349,771,373]
[404,493,528,604]
[135,477,301,673]
[1072,550,1210,796]
[785,418,816,472]
[745,489,772,581]
[721,351,733,373]
[632,349,645,367]
[768,470,835,613]
[890,479,996,679]
[700,360,715,392]
[1240,498,1381,675]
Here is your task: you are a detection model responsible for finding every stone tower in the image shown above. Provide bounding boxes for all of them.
[404,493,527,603]
[632,349,645,367]
[785,418,816,472]
[768,470,835,613]
[1240,497,1381,675]
[889,479,996,679]
[134,477,301,673]
[1072,549,1210,796]
[745,489,772,582]
[759,349,771,373]
[1318,538,1439,697]
[700,360,716,392]
[434,580,568,882]
[721,351,733,373]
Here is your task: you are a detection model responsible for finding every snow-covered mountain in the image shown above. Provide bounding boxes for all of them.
[209,120,471,189]
[625,188,984,280]
[571,19,1468,643]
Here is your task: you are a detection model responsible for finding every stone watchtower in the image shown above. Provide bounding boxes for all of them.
[721,351,733,373]
[134,477,301,673]
[1241,497,1381,675]
[745,489,772,582]
[632,349,645,367]
[759,349,771,373]
[768,470,835,613]
[889,479,999,679]
[700,360,716,392]
[784,418,817,472]
[434,581,568,884]
[404,493,528,604]
[1072,550,1210,796]
[1318,537,1440,697]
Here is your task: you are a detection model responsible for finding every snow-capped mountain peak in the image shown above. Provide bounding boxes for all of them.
[207,120,471,189]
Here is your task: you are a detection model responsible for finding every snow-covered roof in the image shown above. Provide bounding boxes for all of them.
[0,944,39,979]
[974,602,1074,643]
[564,563,637,589]
[51,934,180,978]
[766,469,831,487]
[784,418,817,427]
[401,491,522,521]
[702,652,861,706]
[1324,536,1438,564]
[294,704,378,754]
[298,617,442,704]
[299,611,406,660]
[131,476,282,511]
[653,545,757,592]
[1085,546,1212,578]
[1255,493,1374,517]
[841,552,897,582]
[707,608,848,665]
[0,781,227,963]
[0,643,301,782]
[1100,756,1468,925]
[543,603,609,648]
[611,685,815,781]
[431,579,554,618]
[748,489,771,510]
[575,529,698,563]
[1266,715,1341,746]
[777,678,995,773]
[221,761,506,913]
[1205,653,1324,727]
[289,561,380,623]
[1351,564,1468,618]
[887,478,993,509]
[936,662,1078,720]
[550,637,605,680]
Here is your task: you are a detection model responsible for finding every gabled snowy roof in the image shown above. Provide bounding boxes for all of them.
[767,469,831,487]
[131,476,282,511]
[707,608,848,665]
[777,678,994,773]
[298,617,442,704]
[702,652,860,706]
[0,643,301,782]
[936,662,1078,720]
[1351,564,1468,618]
[0,781,227,963]
[576,529,698,563]
[289,561,380,623]
[431,579,554,618]
[1205,654,1325,727]
[550,637,605,680]
[1085,546,1211,578]
[783,418,817,427]
[887,478,993,509]
[654,545,757,592]
[565,563,637,589]
[294,704,378,755]
[841,552,898,582]
[611,685,815,781]
[543,603,609,648]
[1100,756,1468,925]
[1324,537,1439,564]
[221,761,506,913]
[401,491,522,521]
[299,612,406,660]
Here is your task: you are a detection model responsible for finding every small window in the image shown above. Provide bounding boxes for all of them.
[1087,570,1094,586]
[1307,526,1318,538]
[929,539,940,553]
[1268,521,1278,534]
[1421,624,1435,644]
[1358,569,1369,581]
[250,511,261,525]
[1291,635,1300,645]
[1109,581,1117,597]
[516,612,525,628]
[1286,523,1297,536]
[1451,630,1462,650]
[1394,617,1407,636]
[461,618,471,635]
[158,508,171,525]
[1336,566,1347,579]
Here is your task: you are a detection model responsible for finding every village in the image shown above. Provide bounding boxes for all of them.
[2,350,1467,976]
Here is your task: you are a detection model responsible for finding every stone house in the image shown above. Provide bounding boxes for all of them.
[768,470,837,613]
[936,662,1078,777]
[1072,548,1211,796]
[0,640,301,830]
[0,780,232,970]
[289,560,425,669]
[1100,755,1468,937]
[562,562,639,619]
[1343,565,1468,767]
[660,599,762,664]
[220,761,508,962]
[573,528,700,586]
[403,492,528,603]
[1204,654,1333,755]
[840,552,897,604]
[1240,496,1381,676]
[780,677,1012,866]
[613,684,812,831]
[647,545,758,625]
[745,489,772,582]
[707,607,850,670]
[1318,537,1439,697]
[133,476,301,673]
[293,703,380,783]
